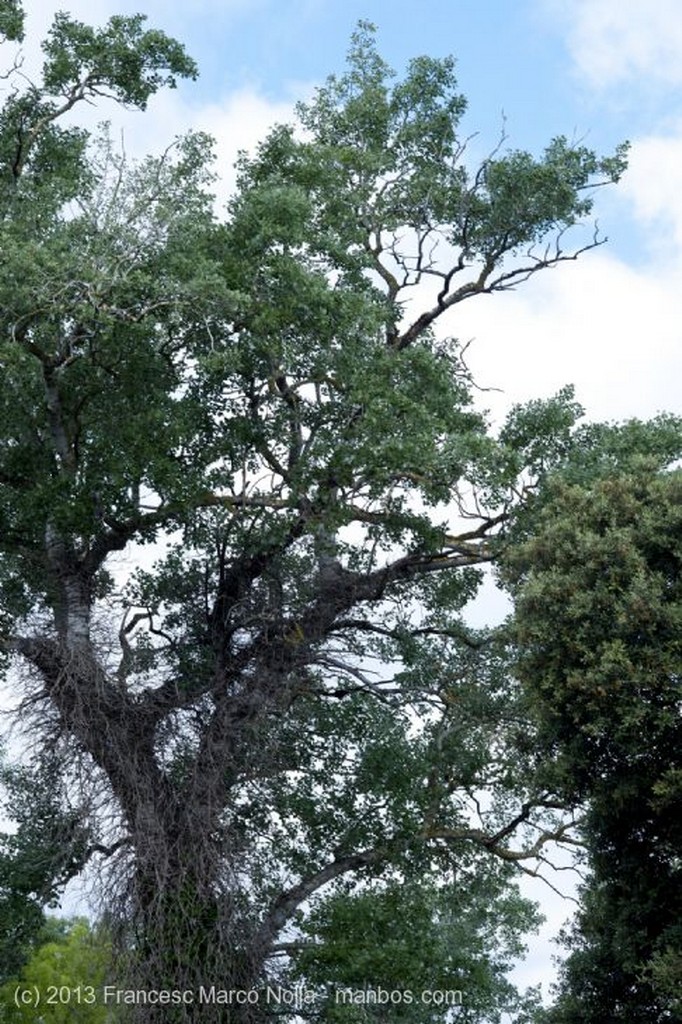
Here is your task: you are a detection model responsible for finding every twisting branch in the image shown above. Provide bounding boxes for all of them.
[256,847,389,958]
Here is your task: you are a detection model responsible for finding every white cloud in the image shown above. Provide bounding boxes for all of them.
[450,250,682,429]
[553,0,682,89]
[443,121,682,432]
[383,115,682,435]
[619,130,682,254]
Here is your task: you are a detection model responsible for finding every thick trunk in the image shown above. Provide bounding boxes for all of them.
[27,544,283,1021]
[76,698,268,1021]
[126,836,267,1024]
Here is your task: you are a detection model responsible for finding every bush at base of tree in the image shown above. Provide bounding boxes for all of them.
[0,917,112,1024]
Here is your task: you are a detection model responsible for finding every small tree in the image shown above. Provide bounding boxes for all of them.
[0,917,112,1023]
[0,7,632,1019]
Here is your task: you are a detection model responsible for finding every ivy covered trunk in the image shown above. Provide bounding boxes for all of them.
[128,858,260,1023]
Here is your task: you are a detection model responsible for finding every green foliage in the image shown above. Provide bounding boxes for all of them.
[502,457,682,1022]
[41,13,197,108]
[233,21,626,331]
[497,386,584,480]
[504,465,682,789]
[644,947,682,1015]
[0,0,23,42]
[0,2,196,209]
[0,918,112,1023]
[295,874,542,1023]
[0,748,92,985]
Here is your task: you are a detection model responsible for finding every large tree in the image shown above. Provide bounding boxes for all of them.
[0,7,633,1020]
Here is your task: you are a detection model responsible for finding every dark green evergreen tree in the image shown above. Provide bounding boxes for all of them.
[502,441,682,1023]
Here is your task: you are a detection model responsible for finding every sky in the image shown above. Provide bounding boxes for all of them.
[4,0,682,1009]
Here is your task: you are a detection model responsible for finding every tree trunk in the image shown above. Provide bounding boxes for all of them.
[126,835,267,1024]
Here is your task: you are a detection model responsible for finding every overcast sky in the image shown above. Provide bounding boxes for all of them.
[6,0,682,1010]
